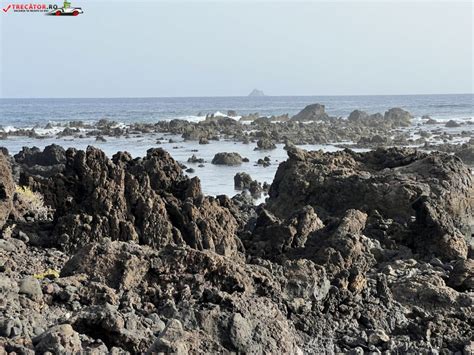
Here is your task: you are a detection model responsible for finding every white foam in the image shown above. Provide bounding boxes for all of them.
[0,126,17,133]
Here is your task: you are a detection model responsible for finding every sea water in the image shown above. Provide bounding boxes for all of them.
[1,94,472,198]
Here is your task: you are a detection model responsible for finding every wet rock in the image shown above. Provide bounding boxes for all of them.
[257,158,270,167]
[234,172,253,190]
[211,152,243,165]
[445,120,461,128]
[234,173,263,198]
[187,154,205,164]
[255,138,276,150]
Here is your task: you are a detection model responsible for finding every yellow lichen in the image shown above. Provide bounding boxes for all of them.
[34,269,60,280]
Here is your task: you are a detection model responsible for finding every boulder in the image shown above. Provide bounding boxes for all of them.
[18,277,42,300]
[384,108,413,127]
[212,152,243,166]
[347,110,369,122]
[445,120,461,128]
[290,103,330,122]
[255,138,276,150]
[267,147,473,260]
[234,172,253,190]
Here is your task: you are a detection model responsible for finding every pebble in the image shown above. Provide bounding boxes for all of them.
[42,283,56,295]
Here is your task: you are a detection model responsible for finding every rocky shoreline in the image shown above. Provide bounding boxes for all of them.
[1,104,473,168]
[0,141,473,353]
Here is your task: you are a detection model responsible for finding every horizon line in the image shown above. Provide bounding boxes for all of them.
[1,92,473,100]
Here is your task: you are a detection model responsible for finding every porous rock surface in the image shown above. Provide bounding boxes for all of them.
[1,144,473,354]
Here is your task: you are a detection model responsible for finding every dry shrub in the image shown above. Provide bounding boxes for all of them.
[14,186,54,221]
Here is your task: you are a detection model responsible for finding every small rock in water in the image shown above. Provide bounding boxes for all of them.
[445,120,461,128]
[212,152,243,166]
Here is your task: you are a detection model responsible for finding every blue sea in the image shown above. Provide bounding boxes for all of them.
[0,94,472,198]
[0,94,472,128]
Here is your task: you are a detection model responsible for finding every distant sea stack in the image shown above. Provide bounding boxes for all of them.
[248,89,265,97]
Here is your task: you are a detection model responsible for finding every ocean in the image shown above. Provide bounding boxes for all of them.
[0,94,472,199]
[1,94,472,128]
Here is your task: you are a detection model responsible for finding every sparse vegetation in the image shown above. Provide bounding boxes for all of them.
[14,185,54,221]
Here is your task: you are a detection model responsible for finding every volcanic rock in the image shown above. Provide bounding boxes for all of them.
[0,152,14,229]
[290,103,330,122]
[212,152,243,166]
[267,147,473,260]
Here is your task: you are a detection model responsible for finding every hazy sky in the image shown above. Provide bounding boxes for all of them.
[1,0,472,98]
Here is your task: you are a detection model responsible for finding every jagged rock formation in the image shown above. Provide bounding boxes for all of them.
[20,146,242,258]
[267,146,473,260]
[1,145,473,354]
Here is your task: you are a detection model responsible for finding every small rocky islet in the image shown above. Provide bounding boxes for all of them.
[0,103,473,354]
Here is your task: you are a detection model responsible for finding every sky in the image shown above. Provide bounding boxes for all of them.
[0,0,472,98]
